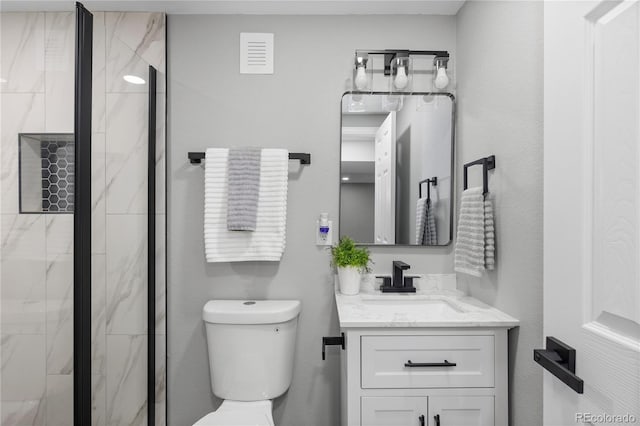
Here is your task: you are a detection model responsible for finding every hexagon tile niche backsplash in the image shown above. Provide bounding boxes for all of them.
[40,139,75,212]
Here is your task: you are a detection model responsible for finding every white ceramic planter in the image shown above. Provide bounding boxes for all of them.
[338,266,362,295]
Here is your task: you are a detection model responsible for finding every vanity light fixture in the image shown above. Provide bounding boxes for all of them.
[433,56,450,90]
[123,74,146,85]
[341,176,350,181]
[353,49,450,93]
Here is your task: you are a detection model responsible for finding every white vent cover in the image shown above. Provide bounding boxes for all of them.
[240,33,274,74]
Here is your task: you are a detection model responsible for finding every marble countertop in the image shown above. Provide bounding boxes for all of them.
[335,274,520,329]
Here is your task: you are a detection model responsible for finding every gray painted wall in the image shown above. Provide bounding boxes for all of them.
[456,2,543,425]
[168,14,456,426]
[340,183,375,243]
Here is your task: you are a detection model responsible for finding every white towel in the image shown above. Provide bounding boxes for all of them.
[415,197,428,244]
[204,148,288,262]
[484,199,495,270]
[454,187,495,276]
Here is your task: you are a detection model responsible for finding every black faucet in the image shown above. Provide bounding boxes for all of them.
[393,261,410,288]
[378,260,417,293]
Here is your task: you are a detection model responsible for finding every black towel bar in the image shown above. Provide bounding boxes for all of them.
[418,177,438,200]
[463,155,495,195]
[187,151,311,165]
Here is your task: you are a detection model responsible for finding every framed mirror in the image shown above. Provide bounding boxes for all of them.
[339,92,455,246]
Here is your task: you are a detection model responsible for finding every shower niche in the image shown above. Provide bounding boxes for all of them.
[19,133,75,213]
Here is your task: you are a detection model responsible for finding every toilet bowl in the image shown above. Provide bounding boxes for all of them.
[193,400,274,426]
[193,300,301,426]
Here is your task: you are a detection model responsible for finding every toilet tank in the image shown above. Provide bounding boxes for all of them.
[203,300,301,401]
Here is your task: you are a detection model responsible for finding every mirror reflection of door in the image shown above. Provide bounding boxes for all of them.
[375,112,396,244]
[340,93,454,246]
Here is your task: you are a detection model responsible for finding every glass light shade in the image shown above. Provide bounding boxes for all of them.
[434,66,449,89]
[382,94,404,112]
[433,57,452,91]
[347,94,366,112]
[390,56,412,93]
[353,57,372,92]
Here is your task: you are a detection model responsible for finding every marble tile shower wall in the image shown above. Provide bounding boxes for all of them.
[0,11,166,426]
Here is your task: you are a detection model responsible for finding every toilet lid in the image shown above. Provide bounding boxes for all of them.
[193,410,272,426]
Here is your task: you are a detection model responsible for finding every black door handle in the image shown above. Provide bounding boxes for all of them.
[321,333,345,360]
[434,414,440,426]
[405,360,456,367]
[534,336,584,394]
[418,414,425,426]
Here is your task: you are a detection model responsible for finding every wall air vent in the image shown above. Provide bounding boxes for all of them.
[240,32,274,75]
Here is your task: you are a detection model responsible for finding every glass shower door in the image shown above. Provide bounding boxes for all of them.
[1,6,165,425]
[0,5,87,425]
[91,11,166,426]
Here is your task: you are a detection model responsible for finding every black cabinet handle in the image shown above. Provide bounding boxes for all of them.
[418,414,425,426]
[534,336,583,393]
[405,360,456,367]
[434,414,440,426]
[321,333,345,360]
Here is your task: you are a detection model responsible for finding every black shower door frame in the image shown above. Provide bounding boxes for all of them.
[73,3,93,425]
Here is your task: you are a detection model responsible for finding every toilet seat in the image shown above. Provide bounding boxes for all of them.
[193,400,274,426]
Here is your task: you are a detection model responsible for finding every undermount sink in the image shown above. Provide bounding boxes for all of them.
[359,297,466,316]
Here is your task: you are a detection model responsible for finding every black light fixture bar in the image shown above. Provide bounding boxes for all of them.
[188,151,311,165]
[355,49,450,75]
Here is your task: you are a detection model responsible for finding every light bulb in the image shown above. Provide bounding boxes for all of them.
[123,74,146,85]
[394,66,409,90]
[434,66,449,89]
[354,65,368,90]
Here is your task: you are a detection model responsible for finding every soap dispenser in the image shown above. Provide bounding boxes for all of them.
[316,213,333,246]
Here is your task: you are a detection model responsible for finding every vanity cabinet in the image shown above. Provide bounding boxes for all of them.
[340,329,509,426]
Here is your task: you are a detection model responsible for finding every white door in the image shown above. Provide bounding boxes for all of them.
[428,396,494,426]
[374,112,396,244]
[361,396,427,426]
[544,1,640,425]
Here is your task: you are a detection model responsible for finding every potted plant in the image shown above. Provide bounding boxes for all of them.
[331,237,371,295]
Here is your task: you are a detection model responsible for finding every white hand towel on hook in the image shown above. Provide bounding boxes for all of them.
[203,148,288,262]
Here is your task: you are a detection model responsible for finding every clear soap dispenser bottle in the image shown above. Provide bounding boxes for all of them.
[316,213,333,246]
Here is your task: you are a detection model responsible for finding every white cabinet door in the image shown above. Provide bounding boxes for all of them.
[361,396,427,426]
[374,112,396,244]
[428,396,494,426]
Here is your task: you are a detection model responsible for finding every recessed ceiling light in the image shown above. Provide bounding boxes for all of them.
[341,176,350,181]
[123,74,145,85]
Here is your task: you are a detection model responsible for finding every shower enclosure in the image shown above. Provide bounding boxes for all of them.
[0,4,167,425]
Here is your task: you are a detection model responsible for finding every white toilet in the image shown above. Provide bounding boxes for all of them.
[194,299,302,426]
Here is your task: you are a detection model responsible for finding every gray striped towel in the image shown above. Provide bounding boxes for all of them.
[425,200,437,245]
[227,147,261,231]
[415,197,428,244]
[454,187,495,276]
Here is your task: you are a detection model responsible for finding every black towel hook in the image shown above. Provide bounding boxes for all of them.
[463,155,495,196]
